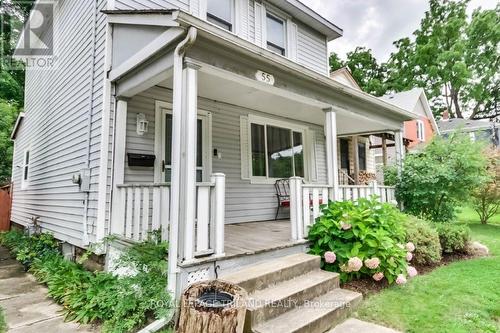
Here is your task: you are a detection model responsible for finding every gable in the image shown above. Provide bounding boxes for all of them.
[330,68,362,91]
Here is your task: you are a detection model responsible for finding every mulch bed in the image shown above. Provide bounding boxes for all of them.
[342,252,479,296]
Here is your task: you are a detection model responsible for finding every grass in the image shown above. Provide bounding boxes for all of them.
[0,307,6,333]
[355,210,500,333]
[457,205,500,225]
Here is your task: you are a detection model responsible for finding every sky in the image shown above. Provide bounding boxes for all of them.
[300,0,498,62]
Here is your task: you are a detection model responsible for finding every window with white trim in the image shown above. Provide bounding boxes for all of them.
[207,0,234,31]
[250,119,305,180]
[416,120,425,141]
[21,149,30,189]
[266,12,286,56]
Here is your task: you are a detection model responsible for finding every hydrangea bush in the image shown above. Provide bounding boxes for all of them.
[308,197,416,284]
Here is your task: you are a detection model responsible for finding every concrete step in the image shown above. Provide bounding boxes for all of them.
[252,288,363,333]
[222,253,321,292]
[245,270,340,327]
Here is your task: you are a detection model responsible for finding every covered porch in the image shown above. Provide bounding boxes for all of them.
[105,10,413,296]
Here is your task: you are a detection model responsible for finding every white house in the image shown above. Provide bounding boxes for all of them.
[11,1,415,330]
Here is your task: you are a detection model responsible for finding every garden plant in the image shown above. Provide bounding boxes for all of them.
[308,197,418,285]
[0,230,173,333]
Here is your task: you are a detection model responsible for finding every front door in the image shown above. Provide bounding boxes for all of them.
[160,108,211,183]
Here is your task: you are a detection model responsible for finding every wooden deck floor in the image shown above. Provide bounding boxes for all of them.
[224,220,300,257]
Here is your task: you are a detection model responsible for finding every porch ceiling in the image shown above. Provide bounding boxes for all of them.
[158,70,400,135]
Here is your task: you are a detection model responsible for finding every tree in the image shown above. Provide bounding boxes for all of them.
[464,5,500,119]
[386,0,499,120]
[0,101,20,184]
[329,47,388,96]
[471,149,500,224]
[394,133,489,222]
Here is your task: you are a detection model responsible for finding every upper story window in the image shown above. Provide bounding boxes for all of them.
[416,120,425,141]
[207,0,234,31]
[266,13,286,56]
[22,149,30,189]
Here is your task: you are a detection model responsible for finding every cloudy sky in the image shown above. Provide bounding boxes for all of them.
[301,0,498,62]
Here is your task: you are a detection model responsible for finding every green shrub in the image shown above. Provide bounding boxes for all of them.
[403,216,442,265]
[308,197,410,284]
[436,223,471,253]
[395,134,489,222]
[1,230,173,332]
[0,230,59,269]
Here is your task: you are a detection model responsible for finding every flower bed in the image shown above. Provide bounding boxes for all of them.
[0,230,173,333]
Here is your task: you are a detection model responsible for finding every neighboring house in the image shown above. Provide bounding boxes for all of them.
[374,88,439,180]
[437,114,500,147]
[11,0,414,309]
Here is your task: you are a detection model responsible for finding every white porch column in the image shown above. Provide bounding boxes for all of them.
[324,107,339,201]
[180,62,200,262]
[110,98,128,236]
[394,128,405,176]
[352,136,360,185]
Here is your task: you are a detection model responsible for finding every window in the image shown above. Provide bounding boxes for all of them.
[207,0,233,31]
[358,142,366,171]
[22,149,30,189]
[250,121,305,180]
[416,120,425,141]
[266,13,286,55]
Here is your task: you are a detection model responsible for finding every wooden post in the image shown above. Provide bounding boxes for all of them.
[212,173,226,256]
[394,130,405,176]
[382,137,388,167]
[352,136,360,185]
[110,98,128,236]
[324,107,339,201]
[289,177,303,240]
[371,180,379,200]
[177,280,247,333]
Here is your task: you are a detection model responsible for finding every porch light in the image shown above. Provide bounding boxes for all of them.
[136,113,149,136]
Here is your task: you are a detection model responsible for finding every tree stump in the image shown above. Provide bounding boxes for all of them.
[177,280,248,333]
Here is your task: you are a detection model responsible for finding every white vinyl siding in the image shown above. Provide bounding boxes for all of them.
[114,0,189,11]
[296,23,328,75]
[123,86,328,223]
[11,0,108,246]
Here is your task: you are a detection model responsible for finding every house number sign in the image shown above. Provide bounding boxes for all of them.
[256,70,275,86]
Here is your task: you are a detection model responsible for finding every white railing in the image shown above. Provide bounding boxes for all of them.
[184,173,226,260]
[112,174,225,261]
[289,177,396,241]
[339,184,396,203]
[113,183,170,242]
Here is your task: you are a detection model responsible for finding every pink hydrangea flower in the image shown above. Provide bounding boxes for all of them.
[372,272,384,282]
[396,274,407,285]
[406,242,416,252]
[364,257,381,270]
[324,251,336,264]
[406,252,413,262]
[347,257,363,272]
[407,266,418,278]
[340,222,352,230]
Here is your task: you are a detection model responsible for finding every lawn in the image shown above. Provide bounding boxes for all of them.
[355,212,500,333]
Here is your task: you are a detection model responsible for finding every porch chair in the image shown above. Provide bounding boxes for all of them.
[274,179,324,220]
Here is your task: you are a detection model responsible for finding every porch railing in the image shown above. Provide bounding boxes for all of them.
[289,177,396,241]
[113,183,170,242]
[112,174,225,259]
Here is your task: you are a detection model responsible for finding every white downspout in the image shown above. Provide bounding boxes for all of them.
[168,26,198,296]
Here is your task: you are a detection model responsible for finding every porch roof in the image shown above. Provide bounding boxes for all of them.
[105,10,416,130]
